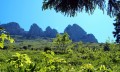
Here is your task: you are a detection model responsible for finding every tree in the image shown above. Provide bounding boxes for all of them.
[113,13,120,43]
[42,0,120,43]
[111,1,120,43]
[53,33,72,52]
[107,0,120,16]
[42,0,106,17]
[42,0,120,17]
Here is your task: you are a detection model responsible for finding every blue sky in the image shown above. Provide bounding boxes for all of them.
[0,0,115,43]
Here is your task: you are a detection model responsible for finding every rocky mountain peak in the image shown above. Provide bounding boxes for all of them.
[64,24,98,43]
[44,26,58,38]
[27,23,44,37]
[0,22,98,43]
[0,22,25,35]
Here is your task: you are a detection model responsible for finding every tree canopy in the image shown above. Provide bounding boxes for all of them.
[42,0,120,43]
[42,0,120,17]
[53,33,72,47]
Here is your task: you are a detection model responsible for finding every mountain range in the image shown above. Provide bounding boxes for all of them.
[0,22,98,43]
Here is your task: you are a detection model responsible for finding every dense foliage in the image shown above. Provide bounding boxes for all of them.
[42,0,106,17]
[42,0,120,17]
[0,28,14,48]
[53,33,72,52]
[113,13,120,43]
[0,33,120,72]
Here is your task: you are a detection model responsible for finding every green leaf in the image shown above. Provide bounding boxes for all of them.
[0,42,4,48]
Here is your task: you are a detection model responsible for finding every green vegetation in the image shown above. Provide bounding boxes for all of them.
[0,28,14,48]
[53,33,72,53]
[0,32,120,72]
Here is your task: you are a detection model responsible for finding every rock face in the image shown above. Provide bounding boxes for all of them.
[0,22,25,35]
[81,34,98,43]
[44,26,58,38]
[27,23,44,38]
[64,24,87,42]
[64,24,98,43]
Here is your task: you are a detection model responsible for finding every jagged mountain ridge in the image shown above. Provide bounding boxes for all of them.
[64,24,98,43]
[0,22,25,35]
[0,22,98,43]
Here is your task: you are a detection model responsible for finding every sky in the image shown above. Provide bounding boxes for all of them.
[0,0,115,43]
